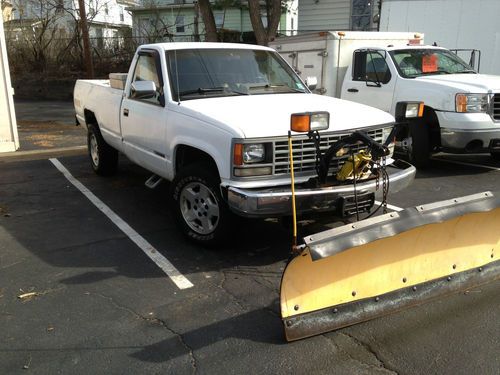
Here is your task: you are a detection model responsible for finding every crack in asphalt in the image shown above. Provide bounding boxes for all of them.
[216,268,281,319]
[338,332,399,375]
[217,269,249,313]
[92,292,198,374]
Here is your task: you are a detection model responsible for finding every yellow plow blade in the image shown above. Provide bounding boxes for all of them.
[281,191,500,341]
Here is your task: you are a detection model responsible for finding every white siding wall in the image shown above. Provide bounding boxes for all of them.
[380,0,500,74]
[298,0,351,31]
[0,17,19,152]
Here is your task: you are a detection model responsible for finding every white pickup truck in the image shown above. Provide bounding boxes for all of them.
[74,42,416,245]
[270,32,500,166]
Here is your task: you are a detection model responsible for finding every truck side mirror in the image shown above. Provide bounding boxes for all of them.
[305,76,318,91]
[130,81,157,100]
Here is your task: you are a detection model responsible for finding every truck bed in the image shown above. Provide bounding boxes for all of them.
[74,79,124,151]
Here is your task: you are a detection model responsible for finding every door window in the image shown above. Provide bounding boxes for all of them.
[352,50,391,84]
[130,53,163,105]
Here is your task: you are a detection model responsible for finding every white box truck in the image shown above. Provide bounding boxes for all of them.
[270,31,500,166]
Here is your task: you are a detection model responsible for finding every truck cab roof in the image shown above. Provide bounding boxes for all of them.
[138,42,274,52]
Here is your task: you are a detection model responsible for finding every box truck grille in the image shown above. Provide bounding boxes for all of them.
[273,128,387,175]
[492,94,500,121]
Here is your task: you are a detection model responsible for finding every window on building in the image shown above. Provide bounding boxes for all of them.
[351,0,374,31]
[176,15,185,33]
[214,12,225,29]
[119,6,124,22]
[89,0,95,16]
[104,3,109,16]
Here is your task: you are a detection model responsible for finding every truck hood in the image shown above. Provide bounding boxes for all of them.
[416,74,500,92]
[177,93,395,138]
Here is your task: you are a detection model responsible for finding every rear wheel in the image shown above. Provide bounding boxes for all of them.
[87,124,118,176]
[171,162,233,246]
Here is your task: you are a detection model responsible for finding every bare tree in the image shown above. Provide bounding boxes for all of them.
[197,0,287,46]
[6,0,64,72]
[248,0,282,46]
[198,0,217,42]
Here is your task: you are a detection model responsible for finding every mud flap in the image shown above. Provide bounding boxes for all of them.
[281,191,500,341]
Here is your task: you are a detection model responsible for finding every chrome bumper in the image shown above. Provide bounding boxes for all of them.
[227,161,416,217]
[441,128,500,152]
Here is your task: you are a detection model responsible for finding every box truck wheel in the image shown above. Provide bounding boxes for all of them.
[87,124,118,176]
[408,119,431,168]
[171,162,233,246]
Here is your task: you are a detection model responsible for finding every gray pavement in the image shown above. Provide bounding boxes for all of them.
[12,100,86,152]
[0,153,499,374]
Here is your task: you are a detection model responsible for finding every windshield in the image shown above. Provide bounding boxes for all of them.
[166,48,308,101]
[390,49,475,78]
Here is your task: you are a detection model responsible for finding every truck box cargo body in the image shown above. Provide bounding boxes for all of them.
[270,31,420,99]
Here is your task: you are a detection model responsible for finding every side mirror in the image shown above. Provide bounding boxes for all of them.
[305,76,318,91]
[130,81,157,100]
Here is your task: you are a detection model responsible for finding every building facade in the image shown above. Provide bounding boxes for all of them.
[380,0,500,74]
[298,0,381,32]
[129,0,298,43]
[5,0,135,39]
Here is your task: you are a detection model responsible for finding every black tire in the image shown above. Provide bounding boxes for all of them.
[407,119,431,168]
[171,162,234,246]
[87,123,118,176]
[491,151,500,161]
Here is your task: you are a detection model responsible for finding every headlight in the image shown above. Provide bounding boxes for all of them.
[243,144,265,163]
[233,143,268,165]
[456,93,489,113]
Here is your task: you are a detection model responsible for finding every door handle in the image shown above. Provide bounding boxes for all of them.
[347,88,359,93]
[123,108,129,117]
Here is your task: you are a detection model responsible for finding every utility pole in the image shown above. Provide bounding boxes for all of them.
[77,0,94,78]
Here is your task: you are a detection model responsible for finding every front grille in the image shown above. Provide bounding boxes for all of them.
[273,127,387,176]
[492,94,500,121]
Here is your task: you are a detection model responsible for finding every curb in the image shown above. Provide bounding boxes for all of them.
[0,146,87,163]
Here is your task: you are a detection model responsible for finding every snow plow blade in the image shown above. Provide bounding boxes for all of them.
[281,191,500,341]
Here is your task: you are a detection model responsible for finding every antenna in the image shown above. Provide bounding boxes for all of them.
[175,49,181,105]
[171,6,181,105]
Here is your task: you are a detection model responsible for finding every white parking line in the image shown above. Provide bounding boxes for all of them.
[374,201,404,212]
[431,158,500,171]
[49,158,193,290]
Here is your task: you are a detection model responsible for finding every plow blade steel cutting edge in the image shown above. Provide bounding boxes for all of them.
[280,191,500,341]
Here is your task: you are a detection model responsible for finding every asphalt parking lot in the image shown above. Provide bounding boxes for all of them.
[0,151,499,374]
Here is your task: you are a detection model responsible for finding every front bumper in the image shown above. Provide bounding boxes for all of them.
[226,160,416,217]
[436,111,500,152]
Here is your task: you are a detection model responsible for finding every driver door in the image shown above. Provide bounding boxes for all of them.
[121,50,168,175]
[341,49,395,113]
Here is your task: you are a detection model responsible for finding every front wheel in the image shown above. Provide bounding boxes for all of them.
[87,124,118,176]
[491,151,500,161]
[407,119,431,168]
[171,163,234,246]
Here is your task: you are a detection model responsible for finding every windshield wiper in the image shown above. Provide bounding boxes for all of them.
[179,87,248,97]
[247,84,305,93]
[456,69,477,74]
[419,70,452,75]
